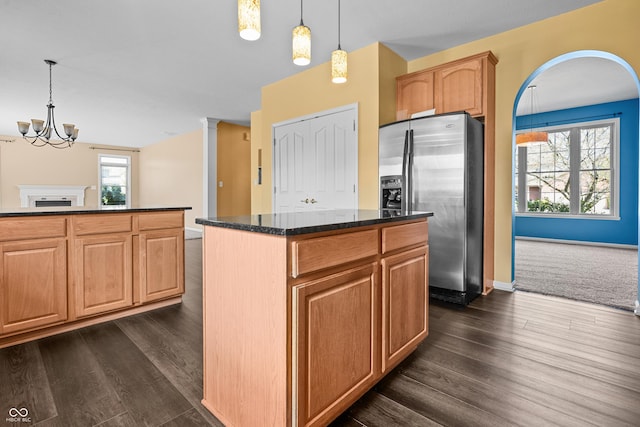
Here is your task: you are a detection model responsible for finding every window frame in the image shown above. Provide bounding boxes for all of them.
[515,117,620,220]
[98,154,131,209]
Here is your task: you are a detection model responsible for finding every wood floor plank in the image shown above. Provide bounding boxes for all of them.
[422,329,640,419]
[409,337,639,426]
[338,392,442,427]
[79,322,193,426]
[94,411,138,427]
[377,373,515,427]
[400,355,590,427]
[38,331,127,427]
[116,312,223,427]
[430,308,640,389]
[0,341,57,424]
[161,407,213,427]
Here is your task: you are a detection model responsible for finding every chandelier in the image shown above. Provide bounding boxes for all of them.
[17,60,79,148]
[331,0,347,84]
[516,85,547,146]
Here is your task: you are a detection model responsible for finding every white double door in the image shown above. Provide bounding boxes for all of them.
[273,108,358,213]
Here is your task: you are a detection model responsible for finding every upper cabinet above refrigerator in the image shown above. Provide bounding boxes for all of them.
[395,51,497,121]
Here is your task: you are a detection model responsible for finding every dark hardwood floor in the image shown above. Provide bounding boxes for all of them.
[1,238,639,426]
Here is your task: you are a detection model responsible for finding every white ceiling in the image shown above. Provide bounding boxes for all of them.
[516,57,638,116]
[3,0,625,148]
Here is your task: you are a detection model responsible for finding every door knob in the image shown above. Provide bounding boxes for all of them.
[300,198,309,203]
[310,198,317,204]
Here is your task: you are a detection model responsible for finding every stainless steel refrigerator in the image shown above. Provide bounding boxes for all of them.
[379,112,484,305]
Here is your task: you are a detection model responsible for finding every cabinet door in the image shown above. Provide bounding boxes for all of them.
[381,246,428,373]
[293,263,379,427]
[0,239,67,334]
[434,57,483,116]
[74,234,133,317]
[396,70,435,119]
[138,228,184,303]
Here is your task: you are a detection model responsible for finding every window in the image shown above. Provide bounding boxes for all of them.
[515,118,618,217]
[99,155,130,208]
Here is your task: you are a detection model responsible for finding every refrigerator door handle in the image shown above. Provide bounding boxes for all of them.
[407,129,414,211]
[401,130,410,212]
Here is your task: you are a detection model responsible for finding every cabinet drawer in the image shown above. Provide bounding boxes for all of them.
[291,229,378,278]
[73,214,132,236]
[138,211,184,231]
[0,217,67,242]
[382,221,428,254]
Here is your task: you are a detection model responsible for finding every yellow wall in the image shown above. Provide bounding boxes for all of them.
[252,43,388,213]
[405,0,640,283]
[139,129,203,230]
[217,122,251,216]
[252,0,639,285]
[0,136,139,209]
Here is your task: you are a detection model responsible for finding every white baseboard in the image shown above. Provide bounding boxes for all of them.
[493,280,515,292]
[515,236,638,250]
[185,227,203,239]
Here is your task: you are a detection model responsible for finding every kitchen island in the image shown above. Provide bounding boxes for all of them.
[196,209,432,427]
[0,206,190,348]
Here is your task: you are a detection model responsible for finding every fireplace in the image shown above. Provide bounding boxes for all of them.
[35,199,73,207]
[18,185,88,208]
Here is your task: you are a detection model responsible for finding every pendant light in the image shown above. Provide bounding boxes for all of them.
[331,0,347,84]
[516,85,548,146]
[17,59,79,148]
[292,0,311,66]
[238,0,260,41]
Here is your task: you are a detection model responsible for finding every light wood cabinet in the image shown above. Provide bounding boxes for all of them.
[434,56,484,116]
[74,234,133,318]
[293,263,379,427]
[0,209,187,348]
[0,238,67,334]
[138,228,184,303]
[201,216,429,427]
[396,51,496,119]
[381,246,428,372]
[396,71,435,120]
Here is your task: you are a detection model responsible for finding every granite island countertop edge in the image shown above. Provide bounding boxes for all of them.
[196,210,433,236]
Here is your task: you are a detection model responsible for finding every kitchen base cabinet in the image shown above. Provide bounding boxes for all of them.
[138,229,184,303]
[381,246,429,373]
[0,208,188,348]
[293,263,379,427]
[199,212,431,427]
[74,234,133,318]
[0,238,67,334]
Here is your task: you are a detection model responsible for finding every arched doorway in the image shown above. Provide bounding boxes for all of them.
[511,50,640,314]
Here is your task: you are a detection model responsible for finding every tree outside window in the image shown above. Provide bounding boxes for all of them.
[99,155,130,208]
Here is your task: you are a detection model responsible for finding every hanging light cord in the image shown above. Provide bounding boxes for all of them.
[337,0,341,49]
[300,0,304,25]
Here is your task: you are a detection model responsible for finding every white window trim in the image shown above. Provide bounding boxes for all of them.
[98,154,131,208]
[516,117,620,218]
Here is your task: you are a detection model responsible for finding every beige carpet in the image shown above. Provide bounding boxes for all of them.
[514,239,638,311]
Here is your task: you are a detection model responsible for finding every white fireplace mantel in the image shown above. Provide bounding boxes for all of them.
[18,185,88,208]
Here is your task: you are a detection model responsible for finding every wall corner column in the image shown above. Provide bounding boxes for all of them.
[202,118,220,218]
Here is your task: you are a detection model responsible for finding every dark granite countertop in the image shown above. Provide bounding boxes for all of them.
[0,206,191,218]
[195,209,433,236]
